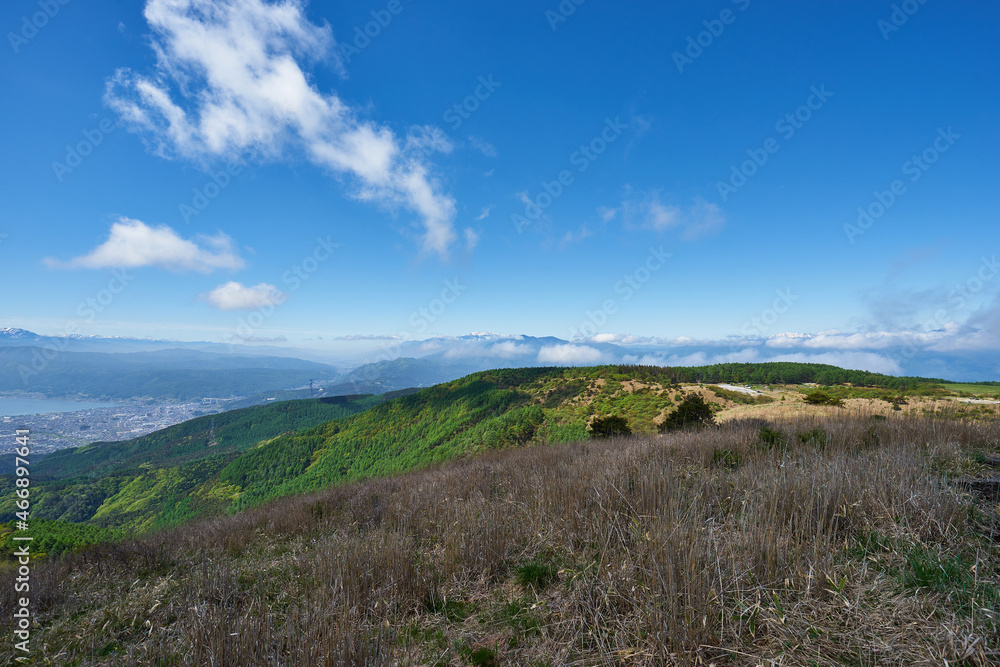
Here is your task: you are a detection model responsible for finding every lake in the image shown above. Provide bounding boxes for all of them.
[0,398,121,417]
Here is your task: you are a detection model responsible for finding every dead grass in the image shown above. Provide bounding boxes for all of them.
[2,415,999,665]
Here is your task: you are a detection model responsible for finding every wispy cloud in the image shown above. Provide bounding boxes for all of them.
[611,190,725,240]
[45,217,244,272]
[558,225,593,247]
[203,281,286,310]
[623,113,651,158]
[619,345,902,375]
[464,228,480,251]
[468,135,497,157]
[474,206,492,221]
[442,340,531,360]
[406,126,453,156]
[331,334,403,341]
[106,0,456,256]
[236,334,288,343]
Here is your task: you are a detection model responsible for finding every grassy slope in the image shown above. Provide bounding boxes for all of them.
[2,416,997,664]
[939,382,1000,397]
[4,365,691,531]
[1,362,973,534]
[1,395,384,532]
[31,394,386,479]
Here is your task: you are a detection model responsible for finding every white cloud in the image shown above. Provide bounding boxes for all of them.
[577,333,676,346]
[469,135,497,157]
[537,344,608,365]
[643,197,681,231]
[491,341,530,357]
[406,125,453,156]
[233,334,287,343]
[45,217,244,272]
[443,340,531,360]
[615,343,901,375]
[106,0,456,256]
[762,327,976,352]
[620,351,713,367]
[203,281,286,310]
[597,206,618,222]
[559,225,593,247]
[624,114,651,158]
[764,351,903,375]
[332,334,402,341]
[464,228,480,251]
[613,190,725,239]
[681,199,726,240]
[586,325,1000,364]
[474,206,492,221]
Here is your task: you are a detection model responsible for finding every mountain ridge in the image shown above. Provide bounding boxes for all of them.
[1,361,960,534]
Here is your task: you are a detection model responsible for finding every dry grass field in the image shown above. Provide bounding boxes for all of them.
[713,387,1000,423]
[2,413,999,665]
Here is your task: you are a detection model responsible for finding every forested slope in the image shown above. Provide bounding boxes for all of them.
[1,362,953,534]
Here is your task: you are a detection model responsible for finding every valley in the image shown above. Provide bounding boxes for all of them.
[0,401,229,457]
[6,3,996,662]
[0,362,998,664]
[2,362,995,536]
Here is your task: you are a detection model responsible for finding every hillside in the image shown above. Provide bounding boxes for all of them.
[1,414,997,664]
[225,383,423,410]
[1,362,973,535]
[28,394,387,480]
[3,395,385,531]
[328,356,486,394]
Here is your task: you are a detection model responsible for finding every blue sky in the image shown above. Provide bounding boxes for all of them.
[1,0,998,369]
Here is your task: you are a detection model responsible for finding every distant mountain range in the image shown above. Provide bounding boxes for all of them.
[0,327,327,361]
[0,345,338,401]
[2,327,997,402]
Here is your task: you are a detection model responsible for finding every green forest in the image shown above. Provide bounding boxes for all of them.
[0,519,122,558]
[0,362,966,546]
